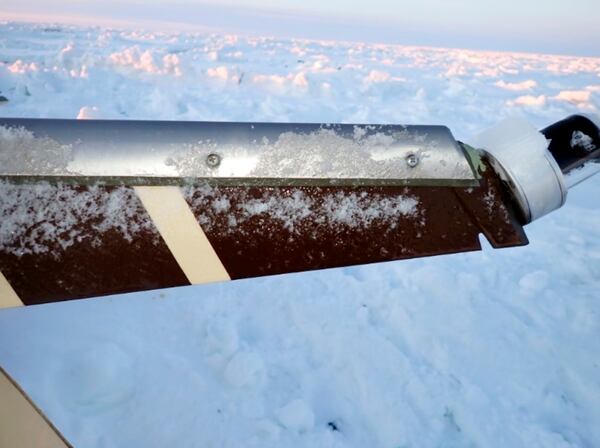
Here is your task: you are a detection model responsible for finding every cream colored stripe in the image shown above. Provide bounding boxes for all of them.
[0,271,23,308]
[0,368,71,448]
[134,186,230,284]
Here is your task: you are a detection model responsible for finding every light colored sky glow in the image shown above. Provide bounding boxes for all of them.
[0,0,598,56]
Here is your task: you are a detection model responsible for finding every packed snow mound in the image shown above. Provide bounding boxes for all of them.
[0,21,599,448]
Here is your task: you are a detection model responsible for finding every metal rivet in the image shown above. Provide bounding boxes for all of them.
[406,153,419,168]
[206,153,221,168]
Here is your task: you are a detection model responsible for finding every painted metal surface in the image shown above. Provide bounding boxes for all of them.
[0,183,190,305]
[0,153,527,306]
[0,367,72,448]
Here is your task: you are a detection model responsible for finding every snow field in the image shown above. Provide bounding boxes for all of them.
[0,22,598,137]
[0,21,599,448]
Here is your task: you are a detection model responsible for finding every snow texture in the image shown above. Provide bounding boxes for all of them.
[166,126,472,181]
[0,21,600,448]
[0,125,73,174]
[0,181,158,256]
[183,184,420,234]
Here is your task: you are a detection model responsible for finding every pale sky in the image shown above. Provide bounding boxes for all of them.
[0,0,598,56]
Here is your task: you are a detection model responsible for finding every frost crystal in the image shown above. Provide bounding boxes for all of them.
[166,127,461,180]
[183,184,420,234]
[0,182,158,257]
[0,126,74,175]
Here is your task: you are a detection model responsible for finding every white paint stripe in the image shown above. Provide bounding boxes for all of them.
[0,271,23,308]
[134,186,230,284]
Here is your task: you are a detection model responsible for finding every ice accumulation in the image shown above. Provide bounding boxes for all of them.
[167,127,471,181]
[0,182,157,256]
[0,125,74,174]
[183,184,419,233]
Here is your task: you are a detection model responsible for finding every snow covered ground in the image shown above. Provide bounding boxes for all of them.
[0,21,600,447]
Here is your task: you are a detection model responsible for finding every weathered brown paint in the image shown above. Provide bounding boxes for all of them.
[0,185,190,305]
[0,158,526,305]
[187,158,527,279]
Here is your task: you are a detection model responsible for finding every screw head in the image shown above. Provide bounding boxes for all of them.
[406,153,419,168]
[206,153,221,168]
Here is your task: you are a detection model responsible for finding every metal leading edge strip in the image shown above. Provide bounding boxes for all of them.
[134,186,231,284]
[0,367,72,448]
[0,271,23,308]
[0,118,478,186]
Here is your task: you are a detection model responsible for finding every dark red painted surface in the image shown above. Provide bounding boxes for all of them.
[0,158,527,304]
[0,185,189,305]
[186,158,527,279]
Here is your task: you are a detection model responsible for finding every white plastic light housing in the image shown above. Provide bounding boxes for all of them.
[474,117,567,223]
